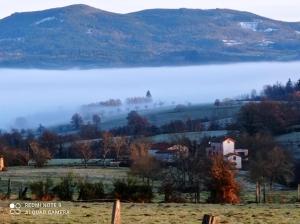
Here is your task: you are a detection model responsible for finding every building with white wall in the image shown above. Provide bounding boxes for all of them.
[206,138,248,169]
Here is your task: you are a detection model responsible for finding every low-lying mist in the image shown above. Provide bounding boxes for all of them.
[0,61,300,130]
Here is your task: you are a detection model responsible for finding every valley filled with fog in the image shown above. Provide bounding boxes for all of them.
[0,61,300,129]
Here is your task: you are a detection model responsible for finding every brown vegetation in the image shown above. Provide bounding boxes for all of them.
[208,155,240,204]
[30,141,52,167]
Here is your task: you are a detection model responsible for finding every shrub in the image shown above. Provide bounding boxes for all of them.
[53,173,77,201]
[112,178,153,202]
[78,180,105,200]
[0,147,29,166]
[159,180,186,203]
[133,185,153,203]
[29,178,54,201]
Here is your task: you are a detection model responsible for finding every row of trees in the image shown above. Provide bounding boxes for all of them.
[0,128,297,203]
[111,111,221,137]
[0,128,129,168]
[32,132,130,168]
[71,113,101,130]
[236,133,295,202]
[82,91,153,109]
[262,78,300,101]
[238,78,300,101]
[237,101,300,135]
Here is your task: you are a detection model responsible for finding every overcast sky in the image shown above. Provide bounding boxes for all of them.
[0,0,299,21]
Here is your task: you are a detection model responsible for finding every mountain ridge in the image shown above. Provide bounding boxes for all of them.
[0,4,300,69]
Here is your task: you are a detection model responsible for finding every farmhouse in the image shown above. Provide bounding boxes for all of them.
[206,138,248,169]
[149,143,189,162]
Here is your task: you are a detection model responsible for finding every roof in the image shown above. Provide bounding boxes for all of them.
[167,144,188,151]
[209,137,236,144]
[224,153,241,158]
[223,137,236,143]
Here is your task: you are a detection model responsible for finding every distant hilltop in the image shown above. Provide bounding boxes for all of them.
[0,4,300,69]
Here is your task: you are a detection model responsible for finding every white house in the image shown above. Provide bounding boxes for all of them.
[206,138,248,169]
[209,138,235,155]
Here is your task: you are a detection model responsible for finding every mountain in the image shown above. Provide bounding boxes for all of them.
[0,4,300,68]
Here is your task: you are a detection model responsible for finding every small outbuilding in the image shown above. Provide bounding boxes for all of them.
[225,153,242,169]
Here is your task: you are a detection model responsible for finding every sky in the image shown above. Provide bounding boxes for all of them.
[0,0,300,21]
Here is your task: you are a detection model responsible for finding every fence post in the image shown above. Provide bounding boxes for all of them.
[255,182,259,203]
[6,178,11,199]
[111,200,121,224]
[297,184,300,202]
[202,214,220,224]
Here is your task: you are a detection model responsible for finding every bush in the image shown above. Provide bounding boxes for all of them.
[29,178,54,201]
[0,148,29,166]
[78,180,105,200]
[112,178,153,202]
[53,173,77,201]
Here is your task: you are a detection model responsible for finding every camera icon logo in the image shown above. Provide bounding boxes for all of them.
[9,203,21,215]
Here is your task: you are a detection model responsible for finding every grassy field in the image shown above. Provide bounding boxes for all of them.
[0,167,298,202]
[1,201,300,224]
[1,167,300,223]
[99,103,241,130]
[0,167,129,195]
[148,130,228,143]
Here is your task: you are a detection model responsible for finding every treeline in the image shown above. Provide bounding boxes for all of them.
[82,91,153,109]
[237,101,300,135]
[242,78,300,101]
[71,110,218,138]
[111,111,221,136]
[262,78,300,101]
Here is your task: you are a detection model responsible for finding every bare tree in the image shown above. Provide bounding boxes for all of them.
[101,131,113,167]
[243,133,294,203]
[130,139,160,186]
[265,146,294,190]
[74,142,93,168]
[112,136,127,161]
[30,142,51,168]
